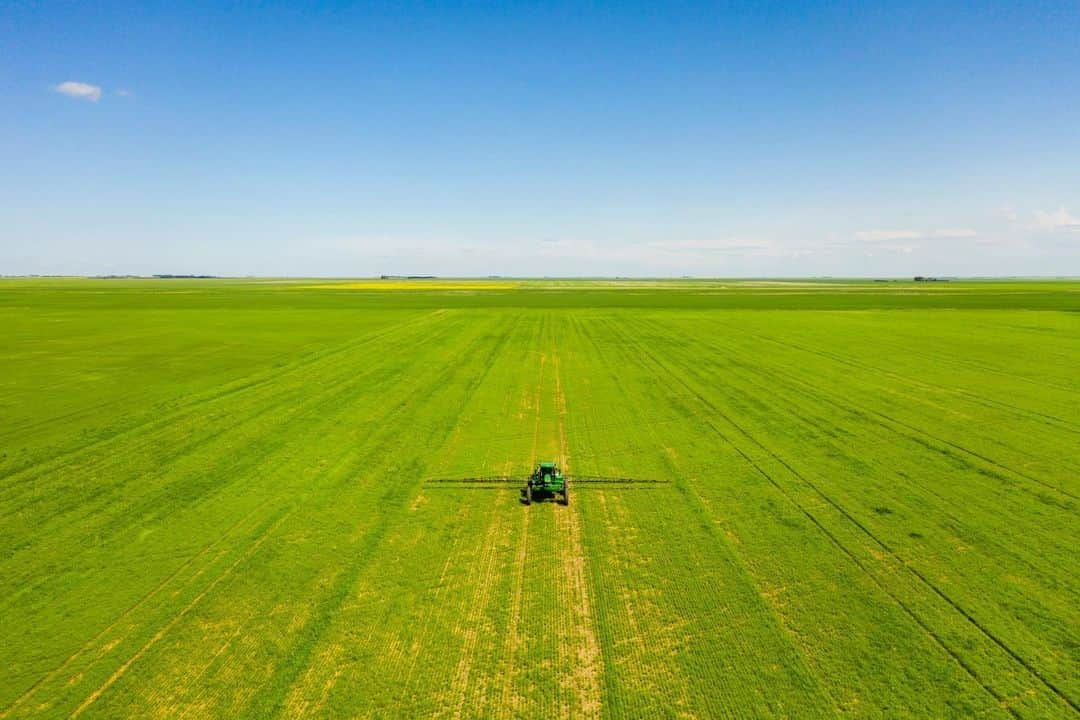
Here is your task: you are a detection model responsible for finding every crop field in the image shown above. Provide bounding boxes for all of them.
[1,278,1078,718]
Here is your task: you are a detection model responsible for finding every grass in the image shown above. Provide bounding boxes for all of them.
[0,278,1077,718]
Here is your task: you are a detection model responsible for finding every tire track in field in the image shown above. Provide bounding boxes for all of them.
[435,407,510,719]
[0,312,451,556]
[0,397,126,444]
[445,481,511,720]
[609,317,1023,717]
[129,323,487,720]
[723,332,1079,505]
[69,506,299,718]
[640,317,1078,594]
[739,323,1080,436]
[279,314,531,718]
[242,315,518,720]
[687,334,1080,605]
[824,313,1080,397]
[441,319,540,718]
[0,498,273,719]
[0,310,444,484]
[388,335,531,709]
[559,317,661,717]
[54,315,489,719]
[393,519,475,707]
[495,352,544,719]
[2,376,403,701]
[676,341,1080,598]
[702,321,1080,501]
[552,349,603,720]
[652,313,1079,522]
[575,315,835,718]
[0,314,466,627]
[619,316,1078,716]
[3,310,442,483]
[137,434,388,720]
[173,624,244,720]
[496,501,531,718]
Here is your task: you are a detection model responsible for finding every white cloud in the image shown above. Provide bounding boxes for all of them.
[646,238,776,254]
[854,228,977,243]
[854,229,923,243]
[53,81,102,102]
[115,89,133,98]
[931,228,978,238]
[1034,206,1080,231]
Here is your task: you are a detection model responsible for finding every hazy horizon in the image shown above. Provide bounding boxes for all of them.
[7,274,1080,282]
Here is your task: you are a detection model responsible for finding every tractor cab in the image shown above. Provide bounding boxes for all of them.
[523,461,568,505]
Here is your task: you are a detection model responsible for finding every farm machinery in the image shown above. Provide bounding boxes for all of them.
[522,461,568,505]
[426,461,668,505]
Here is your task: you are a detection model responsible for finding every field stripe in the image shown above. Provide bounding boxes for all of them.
[743,323,1080,435]
[239,315,519,719]
[0,497,272,719]
[0,310,440,484]
[551,348,604,720]
[445,486,512,719]
[619,315,1078,715]
[0,311,451,554]
[647,315,1078,601]
[639,315,1079,683]
[69,506,298,718]
[570,314,837,717]
[811,311,1080,396]
[9,313,479,717]
[268,317,518,720]
[713,320,1080,499]
[493,351,544,718]
[611,316,1022,714]
[0,312,466,634]
[263,313,534,718]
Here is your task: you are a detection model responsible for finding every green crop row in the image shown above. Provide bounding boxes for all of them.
[0,279,1076,718]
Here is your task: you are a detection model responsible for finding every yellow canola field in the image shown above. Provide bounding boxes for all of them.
[304,280,520,291]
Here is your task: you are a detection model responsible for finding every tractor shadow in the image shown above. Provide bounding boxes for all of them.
[519,489,567,506]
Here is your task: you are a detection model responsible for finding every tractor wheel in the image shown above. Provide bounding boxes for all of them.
[525,484,532,505]
[562,484,569,506]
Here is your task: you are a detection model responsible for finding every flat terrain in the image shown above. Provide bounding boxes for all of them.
[1,278,1078,718]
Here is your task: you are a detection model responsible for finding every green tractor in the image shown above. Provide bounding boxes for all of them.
[425,462,667,502]
[522,461,568,505]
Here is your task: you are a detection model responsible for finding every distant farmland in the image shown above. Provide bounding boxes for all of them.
[1,278,1077,718]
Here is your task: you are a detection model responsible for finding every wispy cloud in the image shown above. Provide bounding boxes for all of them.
[53,81,102,102]
[854,228,977,243]
[931,228,978,238]
[1034,206,1080,231]
[115,89,133,98]
[854,230,923,243]
[645,238,778,255]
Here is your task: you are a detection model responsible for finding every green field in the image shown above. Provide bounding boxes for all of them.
[1,278,1078,718]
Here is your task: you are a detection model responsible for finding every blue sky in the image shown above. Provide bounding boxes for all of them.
[3,1,1079,276]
